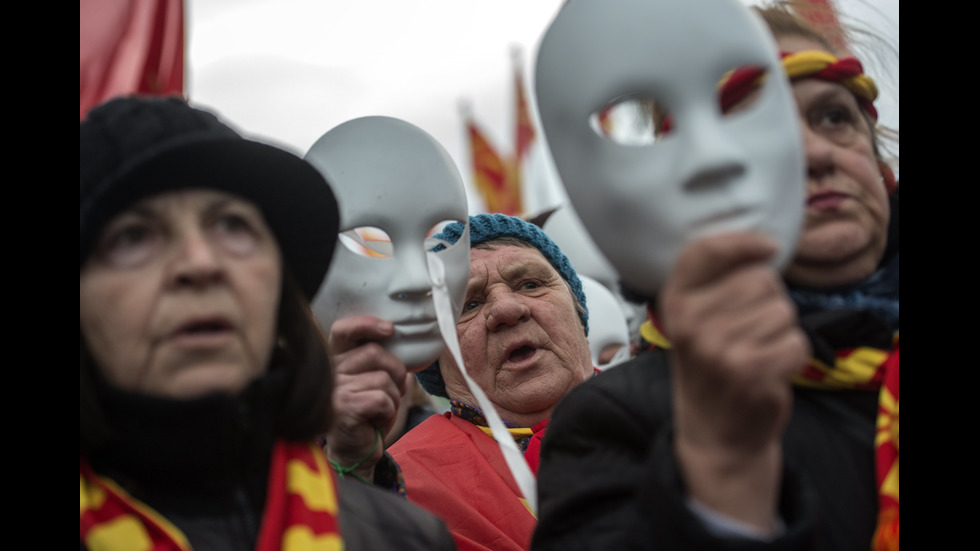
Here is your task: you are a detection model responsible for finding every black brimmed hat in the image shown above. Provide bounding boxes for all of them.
[80,95,339,299]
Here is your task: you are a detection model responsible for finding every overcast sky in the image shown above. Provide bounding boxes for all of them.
[184,0,899,213]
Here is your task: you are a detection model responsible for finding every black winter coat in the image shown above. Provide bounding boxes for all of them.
[533,346,881,551]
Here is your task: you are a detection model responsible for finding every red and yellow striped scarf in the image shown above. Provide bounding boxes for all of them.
[80,441,344,551]
[641,320,899,550]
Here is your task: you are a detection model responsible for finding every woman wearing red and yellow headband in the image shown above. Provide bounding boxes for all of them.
[533,1,898,550]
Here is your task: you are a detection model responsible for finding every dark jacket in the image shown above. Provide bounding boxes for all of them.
[533,348,820,550]
[337,476,458,550]
[532,344,895,550]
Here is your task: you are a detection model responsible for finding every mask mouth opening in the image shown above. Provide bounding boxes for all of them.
[688,206,755,237]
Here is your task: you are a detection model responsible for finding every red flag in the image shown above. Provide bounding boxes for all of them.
[80,0,185,120]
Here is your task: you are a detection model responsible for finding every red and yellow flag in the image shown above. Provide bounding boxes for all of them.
[465,111,522,216]
[513,48,536,167]
[509,47,536,217]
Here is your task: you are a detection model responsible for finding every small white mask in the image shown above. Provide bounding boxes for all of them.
[534,0,805,297]
[306,116,470,371]
[542,203,644,342]
[579,275,632,370]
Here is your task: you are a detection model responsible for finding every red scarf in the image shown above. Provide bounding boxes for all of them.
[80,441,344,551]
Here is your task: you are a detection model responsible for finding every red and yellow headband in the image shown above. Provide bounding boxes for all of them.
[719,49,879,120]
[718,51,895,192]
[659,50,879,134]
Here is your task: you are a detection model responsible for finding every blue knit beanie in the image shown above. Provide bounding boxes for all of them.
[416,213,588,398]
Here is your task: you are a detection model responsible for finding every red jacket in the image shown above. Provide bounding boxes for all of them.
[388,412,539,551]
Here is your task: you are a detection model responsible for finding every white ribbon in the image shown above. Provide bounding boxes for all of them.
[427,253,538,515]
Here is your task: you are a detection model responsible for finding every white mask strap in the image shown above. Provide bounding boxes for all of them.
[428,253,538,515]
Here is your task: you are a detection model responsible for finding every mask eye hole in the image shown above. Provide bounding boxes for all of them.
[718,64,769,119]
[589,94,659,146]
[339,226,392,258]
[425,219,465,251]
[589,64,770,143]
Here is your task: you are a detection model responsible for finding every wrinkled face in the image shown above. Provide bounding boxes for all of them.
[535,0,805,297]
[438,244,593,424]
[307,117,469,371]
[79,189,282,399]
[779,36,890,288]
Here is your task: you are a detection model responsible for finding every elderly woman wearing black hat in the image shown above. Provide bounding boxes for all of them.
[79,96,456,551]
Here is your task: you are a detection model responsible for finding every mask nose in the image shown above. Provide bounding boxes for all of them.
[676,110,746,194]
[388,248,434,301]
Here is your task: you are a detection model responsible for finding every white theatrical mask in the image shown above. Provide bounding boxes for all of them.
[579,275,632,370]
[306,116,470,372]
[534,0,805,297]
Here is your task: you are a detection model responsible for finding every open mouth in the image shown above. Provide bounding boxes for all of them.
[508,345,536,363]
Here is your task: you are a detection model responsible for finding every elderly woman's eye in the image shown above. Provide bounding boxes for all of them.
[213,212,265,254]
[112,225,151,247]
[217,213,249,231]
[98,223,156,267]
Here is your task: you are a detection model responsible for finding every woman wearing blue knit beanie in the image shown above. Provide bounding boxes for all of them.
[325,212,597,551]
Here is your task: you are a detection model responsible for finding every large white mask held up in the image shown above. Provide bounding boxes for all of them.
[534,0,805,298]
[306,116,470,372]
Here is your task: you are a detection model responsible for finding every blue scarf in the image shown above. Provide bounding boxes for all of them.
[789,253,900,334]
